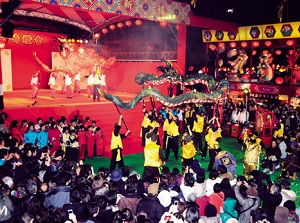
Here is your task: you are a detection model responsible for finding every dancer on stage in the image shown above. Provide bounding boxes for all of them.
[87,72,94,98]
[100,73,108,93]
[48,72,57,99]
[110,115,130,172]
[93,70,101,102]
[30,70,40,98]
[65,73,73,99]
[74,71,81,93]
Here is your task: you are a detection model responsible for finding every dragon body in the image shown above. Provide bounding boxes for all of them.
[104,69,230,109]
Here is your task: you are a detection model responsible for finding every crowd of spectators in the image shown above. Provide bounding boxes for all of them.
[0,96,300,223]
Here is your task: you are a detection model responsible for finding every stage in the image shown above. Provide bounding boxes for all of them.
[2,89,148,157]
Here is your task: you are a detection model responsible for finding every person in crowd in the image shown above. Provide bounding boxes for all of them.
[86,125,95,160]
[48,121,61,155]
[136,182,165,223]
[278,146,299,180]
[110,115,130,172]
[95,127,104,158]
[262,140,281,174]
[23,122,37,148]
[234,181,260,223]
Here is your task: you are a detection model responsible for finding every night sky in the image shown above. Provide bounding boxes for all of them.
[192,0,300,26]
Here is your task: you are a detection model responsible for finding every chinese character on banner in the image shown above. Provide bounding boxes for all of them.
[34,35,43,45]
[123,0,132,10]
[22,34,33,44]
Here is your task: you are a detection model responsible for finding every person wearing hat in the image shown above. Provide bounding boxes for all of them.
[136,182,165,223]
[143,134,166,179]
[110,115,130,172]
[243,133,261,177]
[181,135,197,174]
[234,181,260,223]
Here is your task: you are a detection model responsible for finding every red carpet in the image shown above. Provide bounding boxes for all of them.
[2,89,150,157]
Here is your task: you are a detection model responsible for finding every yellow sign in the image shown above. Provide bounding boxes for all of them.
[202,21,300,42]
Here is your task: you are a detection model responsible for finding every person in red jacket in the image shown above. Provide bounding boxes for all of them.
[94,127,104,157]
[10,120,22,145]
[20,119,28,144]
[86,125,95,159]
[78,125,87,163]
[48,122,61,155]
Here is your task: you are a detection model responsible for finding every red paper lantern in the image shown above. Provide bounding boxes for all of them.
[208,44,216,51]
[125,20,132,26]
[230,42,236,48]
[201,67,208,73]
[262,50,269,55]
[275,50,281,55]
[275,77,284,85]
[135,20,142,26]
[109,25,116,30]
[218,42,225,48]
[117,22,124,28]
[102,28,108,34]
[265,41,272,47]
[241,42,247,48]
[94,33,100,39]
[160,21,167,27]
[253,41,259,47]
[286,39,294,46]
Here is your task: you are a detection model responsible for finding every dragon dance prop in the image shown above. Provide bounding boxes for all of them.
[102,60,230,110]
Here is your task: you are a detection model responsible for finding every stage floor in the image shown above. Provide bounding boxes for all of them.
[3,89,137,109]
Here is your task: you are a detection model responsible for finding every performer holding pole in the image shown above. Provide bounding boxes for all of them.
[109,115,130,172]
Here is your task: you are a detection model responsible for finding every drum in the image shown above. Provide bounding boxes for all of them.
[231,124,239,138]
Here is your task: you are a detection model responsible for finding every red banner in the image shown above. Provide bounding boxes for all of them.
[251,84,279,95]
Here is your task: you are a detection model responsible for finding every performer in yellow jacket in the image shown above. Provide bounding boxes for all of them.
[181,135,197,174]
[143,134,166,179]
[165,111,180,161]
[192,112,205,157]
[205,116,222,171]
[141,108,153,147]
[243,133,261,177]
[110,115,130,172]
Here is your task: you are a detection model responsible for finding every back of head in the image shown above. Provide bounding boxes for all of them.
[204,203,217,217]
[209,169,219,180]
[185,206,199,223]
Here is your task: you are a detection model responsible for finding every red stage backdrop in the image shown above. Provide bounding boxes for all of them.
[3,29,176,96]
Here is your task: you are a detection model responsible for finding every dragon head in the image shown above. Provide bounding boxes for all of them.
[219,80,230,92]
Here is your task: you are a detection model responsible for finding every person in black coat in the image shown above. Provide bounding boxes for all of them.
[136,183,165,223]
[257,171,282,222]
